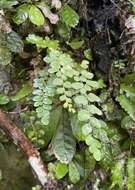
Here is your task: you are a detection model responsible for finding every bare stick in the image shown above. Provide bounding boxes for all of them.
[0,110,48,187]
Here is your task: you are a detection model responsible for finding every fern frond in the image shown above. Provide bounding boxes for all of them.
[116,95,135,121]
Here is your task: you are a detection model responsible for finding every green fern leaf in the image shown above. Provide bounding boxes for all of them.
[120,84,135,97]
[126,157,135,190]
[26,34,59,49]
[33,72,55,125]
[116,95,135,120]
[122,72,135,84]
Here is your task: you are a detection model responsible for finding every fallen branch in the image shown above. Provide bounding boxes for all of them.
[0,109,48,188]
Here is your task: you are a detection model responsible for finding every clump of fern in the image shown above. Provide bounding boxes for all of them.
[33,49,110,161]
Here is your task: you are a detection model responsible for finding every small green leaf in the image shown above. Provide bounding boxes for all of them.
[96,129,109,143]
[86,80,99,89]
[44,37,59,49]
[88,93,101,102]
[82,123,92,136]
[121,116,135,130]
[60,5,79,28]
[13,4,30,25]
[29,5,45,26]
[27,34,43,45]
[89,117,102,128]
[0,94,9,105]
[57,88,65,94]
[78,110,90,121]
[63,81,72,88]
[68,40,84,50]
[11,83,32,101]
[74,95,88,106]
[93,149,102,161]
[85,135,100,146]
[89,145,96,154]
[27,34,59,49]
[69,161,80,184]
[81,70,94,79]
[41,114,49,125]
[88,105,102,116]
[53,78,63,86]
[98,79,106,88]
[55,162,68,179]
[81,60,89,69]
[121,83,135,97]
[84,84,91,91]
[71,82,83,90]
[84,49,93,61]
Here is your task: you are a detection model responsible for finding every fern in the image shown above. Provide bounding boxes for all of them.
[33,71,55,125]
[120,83,135,97]
[26,34,59,49]
[33,49,109,161]
[116,95,135,120]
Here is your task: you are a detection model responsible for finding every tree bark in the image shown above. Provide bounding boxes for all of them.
[0,110,48,188]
